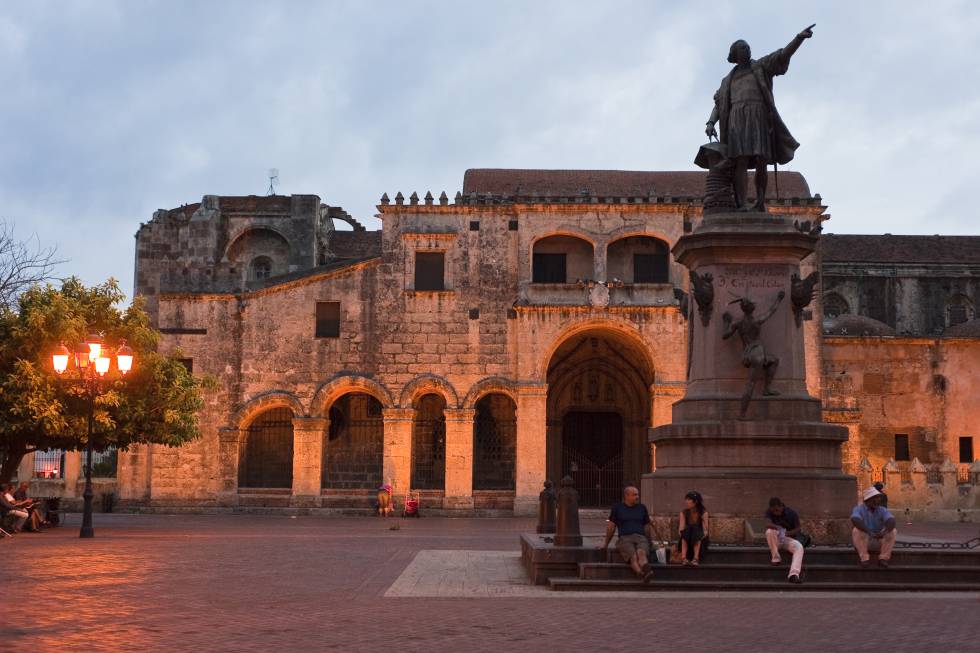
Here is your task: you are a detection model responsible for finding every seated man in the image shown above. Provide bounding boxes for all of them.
[852,486,897,568]
[14,481,44,531]
[599,486,655,583]
[1,483,30,534]
[764,497,804,584]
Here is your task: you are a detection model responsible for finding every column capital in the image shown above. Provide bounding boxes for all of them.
[292,416,329,430]
[383,407,416,421]
[444,408,476,422]
[516,382,548,398]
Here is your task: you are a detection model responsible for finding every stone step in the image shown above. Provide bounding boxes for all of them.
[579,562,980,584]
[641,546,980,567]
[549,577,980,592]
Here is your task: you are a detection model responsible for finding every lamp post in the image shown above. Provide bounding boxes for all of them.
[52,334,134,538]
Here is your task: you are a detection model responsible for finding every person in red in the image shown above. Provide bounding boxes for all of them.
[599,486,655,583]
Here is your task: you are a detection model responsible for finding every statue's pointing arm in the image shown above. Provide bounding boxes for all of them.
[761,24,815,77]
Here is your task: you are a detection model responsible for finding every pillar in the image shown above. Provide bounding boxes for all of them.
[444,408,476,509]
[291,417,327,507]
[63,451,82,497]
[17,452,34,484]
[515,383,548,516]
[382,408,414,499]
[216,428,242,507]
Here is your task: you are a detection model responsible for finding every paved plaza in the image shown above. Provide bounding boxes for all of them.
[2,514,978,652]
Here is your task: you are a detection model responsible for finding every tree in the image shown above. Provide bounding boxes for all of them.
[0,277,211,483]
[0,219,63,310]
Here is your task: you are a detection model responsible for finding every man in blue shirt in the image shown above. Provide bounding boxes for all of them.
[599,486,655,582]
[764,497,804,583]
[851,486,897,568]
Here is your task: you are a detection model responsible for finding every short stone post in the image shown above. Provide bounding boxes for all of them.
[910,457,927,492]
[883,458,902,491]
[857,457,873,500]
[554,475,582,546]
[939,457,958,492]
[536,480,557,534]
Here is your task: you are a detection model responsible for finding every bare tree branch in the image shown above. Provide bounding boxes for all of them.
[0,219,66,309]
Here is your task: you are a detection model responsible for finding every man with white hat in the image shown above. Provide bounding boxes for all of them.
[851,486,897,568]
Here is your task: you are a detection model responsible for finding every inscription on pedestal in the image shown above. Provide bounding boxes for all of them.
[716,265,786,292]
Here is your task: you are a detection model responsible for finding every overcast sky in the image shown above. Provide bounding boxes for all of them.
[2,1,978,296]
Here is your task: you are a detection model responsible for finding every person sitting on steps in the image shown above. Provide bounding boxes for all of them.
[851,486,897,568]
[765,497,804,584]
[599,486,656,583]
[678,491,710,566]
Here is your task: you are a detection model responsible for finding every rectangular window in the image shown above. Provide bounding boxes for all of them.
[178,358,193,374]
[315,301,341,338]
[960,436,974,464]
[532,253,567,283]
[949,304,968,326]
[894,434,910,462]
[414,252,445,291]
[633,254,669,283]
[89,448,118,478]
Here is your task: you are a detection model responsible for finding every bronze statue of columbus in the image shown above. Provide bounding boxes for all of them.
[705,24,814,212]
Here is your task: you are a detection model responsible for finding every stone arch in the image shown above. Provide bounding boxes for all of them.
[399,374,460,409]
[224,227,292,278]
[946,293,976,327]
[462,376,517,410]
[310,374,396,417]
[529,228,599,249]
[822,292,850,319]
[606,234,671,284]
[538,317,658,383]
[606,226,674,249]
[530,233,596,283]
[230,390,305,429]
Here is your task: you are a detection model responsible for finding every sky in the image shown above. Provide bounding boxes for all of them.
[1,0,979,297]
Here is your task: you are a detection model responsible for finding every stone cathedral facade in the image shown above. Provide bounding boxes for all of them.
[20,169,980,517]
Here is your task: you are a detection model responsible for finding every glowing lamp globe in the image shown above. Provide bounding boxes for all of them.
[116,341,134,375]
[52,343,71,374]
[94,356,111,377]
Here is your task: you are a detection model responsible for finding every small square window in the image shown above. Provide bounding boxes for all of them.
[508,220,519,231]
[469,308,480,320]
[533,253,566,284]
[960,436,974,464]
[469,221,480,231]
[178,358,193,374]
[315,301,341,338]
[894,434,910,462]
[415,252,445,291]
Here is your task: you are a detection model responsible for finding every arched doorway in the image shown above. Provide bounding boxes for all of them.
[238,407,294,488]
[411,393,446,490]
[322,393,384,489]
[546,329,654,506]
[473,393,517,490]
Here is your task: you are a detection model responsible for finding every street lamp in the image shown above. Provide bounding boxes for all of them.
[51,335,135,538]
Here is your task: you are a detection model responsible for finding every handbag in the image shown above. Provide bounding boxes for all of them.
[792,532,812,548]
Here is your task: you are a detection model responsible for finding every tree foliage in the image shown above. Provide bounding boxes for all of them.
[0,278,212,482]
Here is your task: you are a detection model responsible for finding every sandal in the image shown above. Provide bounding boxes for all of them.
[691,559,700,567]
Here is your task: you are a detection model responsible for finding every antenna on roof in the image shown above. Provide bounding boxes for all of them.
[267,168,279,196]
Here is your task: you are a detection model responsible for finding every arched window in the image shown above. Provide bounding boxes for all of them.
[250,256,273,280]
[607,236,670,284]
[411,393,446,490]
[947,294,975,327]
[473,393,517,491]
[823,293,850,319]
[238,407,294,488]
[532,235,594,283]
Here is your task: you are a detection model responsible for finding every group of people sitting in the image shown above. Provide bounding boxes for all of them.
[601,484,896,584]
[1,482,50,535]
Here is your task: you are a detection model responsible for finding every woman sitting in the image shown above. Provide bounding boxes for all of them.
[678,491,710,566]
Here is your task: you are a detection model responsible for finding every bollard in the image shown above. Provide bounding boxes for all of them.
[554,475,583,546]
[536,480,557,534]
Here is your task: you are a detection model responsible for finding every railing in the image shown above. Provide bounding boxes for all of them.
[33,450,65,479]
[958,464,971,484]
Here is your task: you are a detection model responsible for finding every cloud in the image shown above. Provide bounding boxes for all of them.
[1,0,978,295]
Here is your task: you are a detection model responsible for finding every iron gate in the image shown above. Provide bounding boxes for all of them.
[561,411,624,507]
[238,407,294,488]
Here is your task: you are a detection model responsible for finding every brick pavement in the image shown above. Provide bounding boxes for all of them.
[1,515,977,652]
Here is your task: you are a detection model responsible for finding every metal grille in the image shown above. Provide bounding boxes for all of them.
[411,394,446,490]
[87,448,117,478]
[238,407,294,488]
[560,411,624,507]
[323,394,384,489]
[473,394,516,491]
[33,450,65,479]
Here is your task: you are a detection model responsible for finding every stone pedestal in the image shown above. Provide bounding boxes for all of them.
[642,213,855,542]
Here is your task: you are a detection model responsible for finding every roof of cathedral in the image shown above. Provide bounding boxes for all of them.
[462,169,812,200]
[944,318,980,338]
[823,234,980,265]
[823,314,897,337]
